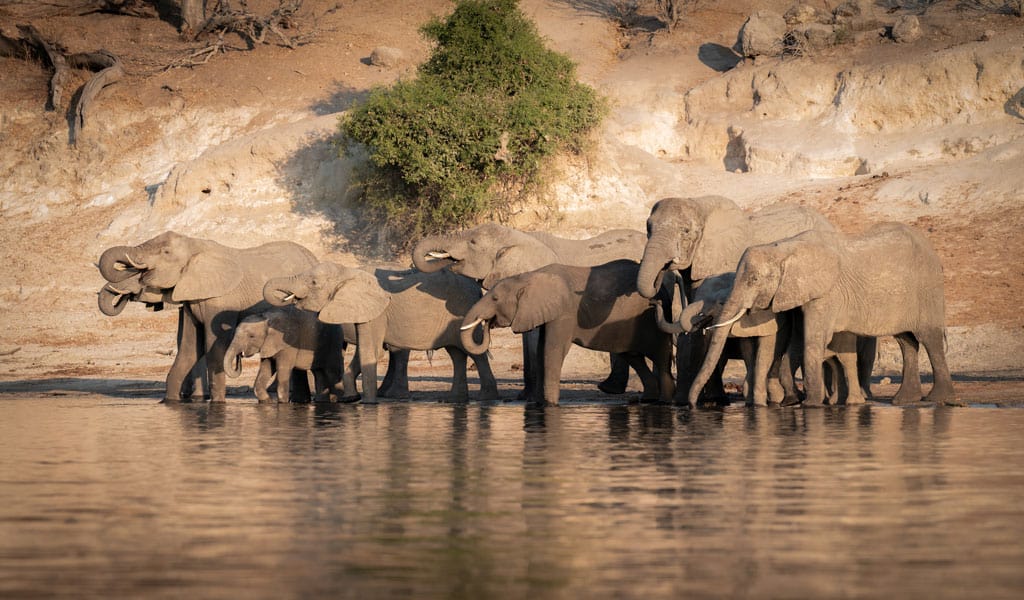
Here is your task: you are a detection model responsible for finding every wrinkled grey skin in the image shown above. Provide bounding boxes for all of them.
[459,260,675,406]
[265,263,498,404]
[413,223,646,396]
[706,223,961,407]
[98,232,318,403]
[224,307,345,403]
[637,196,837,403]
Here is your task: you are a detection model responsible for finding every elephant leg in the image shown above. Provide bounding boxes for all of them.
[339,344,361,402]
[254,358,274,403]
[892,332,923,405]
[446,346,470,402]
[519,329,542,402]
[739,337,756,405]
[289,366,311,403]
[378,349,410,399]
[625,354,659,401]
[356,324,381,404]
[202,310,238,403]
[751,334,774,407]
[857,336,877,400]
[165,306,201,402]
[801,327,828,408]
[312,368,332,402]
[831,333,864,405]
[471,352,499,401]
[918,327,963,406]
[652,336,675,403]
[538,324,572,406]
[597,353,630,395]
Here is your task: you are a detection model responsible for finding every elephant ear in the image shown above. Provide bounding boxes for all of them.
[482,244,558,290]
[691,207,745,281]
[172,250,244,302]
[319,269,391,325]
[771,240,840,313]
[509,271,573,333]
[732,308,778,337]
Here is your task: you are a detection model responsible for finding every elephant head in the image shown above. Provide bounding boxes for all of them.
[412,223,558,289]
[224,314,270,378]
[264,262,391,325]
[637,195,741,298]
[686,233,838,405]
[109,231,245,302]
[459,270,573,354]
[96,271,172,316]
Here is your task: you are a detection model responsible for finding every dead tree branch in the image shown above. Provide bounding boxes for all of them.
[67,50,124,145]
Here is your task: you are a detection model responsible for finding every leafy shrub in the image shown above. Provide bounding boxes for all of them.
[338,0,605,245]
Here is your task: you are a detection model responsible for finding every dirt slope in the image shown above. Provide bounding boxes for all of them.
[1,0,1022,400]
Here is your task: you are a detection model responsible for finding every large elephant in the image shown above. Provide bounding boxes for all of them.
[413,223,647,395]
[703,223,961,407]
[97,232,319,402]
[636,195,842,402]
[264,263,498,403]
[459,260,675,406]
[224,307,345,403]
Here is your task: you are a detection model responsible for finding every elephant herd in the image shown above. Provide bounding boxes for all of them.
[96,195,963,407]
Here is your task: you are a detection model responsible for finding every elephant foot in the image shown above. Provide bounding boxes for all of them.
[800,399,826,409]
[927,387,966,406]
[780,395,802,407]
[378,389,410,400]
[337,394,361,404]
[597,378,628,395]
[161,396,185,404]
[892,391,922,406]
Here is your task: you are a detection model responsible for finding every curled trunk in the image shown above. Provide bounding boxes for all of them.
[223,345,243,378]
[263,277,297,306]
[97,285,129,316]
[98,245,141,283]
[460,319,491,355]
[412,234,456,273]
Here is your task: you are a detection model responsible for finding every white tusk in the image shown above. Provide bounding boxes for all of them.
[427,251,452,259]
[114,262,129,271]
[705,310,745,332]
[460,317,484,331]
[107,284,132,295]
[124,251,147,270]
[282,293,295,302]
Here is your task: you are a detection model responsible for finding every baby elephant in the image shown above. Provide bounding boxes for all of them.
[460,259,675,406]
[264,263,498,403]
[224,307,344,403]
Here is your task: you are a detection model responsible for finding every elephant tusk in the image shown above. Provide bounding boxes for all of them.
[460,317,484,331]
[124,251,147,270]
[106,284,132,295]
[113,262,130,271]
[427,251,452,260]
[282,293,295,303]
[705,310,745,333]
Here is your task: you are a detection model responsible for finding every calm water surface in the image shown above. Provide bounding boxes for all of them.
[1,395,1023,599]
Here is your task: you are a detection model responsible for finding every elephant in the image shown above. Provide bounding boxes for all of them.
[98,232,319,402]
[459,260,675,406]
[223,307,345,403]
[264,263,498,403]
[635,195,842,403]
[658,272,794,406]
[412,222,647,396]
[96,258,209,399]
[701,223,961,407]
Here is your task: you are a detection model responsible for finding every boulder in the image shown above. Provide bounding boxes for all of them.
[783,2,828,26]
[892,15,922,44]
[736,10,786,58]
[368,46,403,68]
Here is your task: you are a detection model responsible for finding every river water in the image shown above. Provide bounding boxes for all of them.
[1,395,1023,599]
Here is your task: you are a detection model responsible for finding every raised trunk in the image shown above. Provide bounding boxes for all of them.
[97,285,129,316]
[637,238,673,299]
[460,319,491,355]
[687,320,732,407]
[98,245,139,283]
[263,276,298,306]
[412,234,456,273]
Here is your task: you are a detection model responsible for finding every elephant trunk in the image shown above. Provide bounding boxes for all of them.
[264,276,301,306]
[687,319,731,407]
[637,236,677,299]
[223,340,243,378]
[460,317,492,355]
[98,246,143,283]
[412,234,457,273]
[97,285,130,316]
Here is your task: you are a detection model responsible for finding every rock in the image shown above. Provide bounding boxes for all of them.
[783,2,828,26]
[980,29,996,42]
[792,23,838,51]
[368,46,403,68]
[736,10,786,58]
[892,15,921,43]
[833,1,862,18]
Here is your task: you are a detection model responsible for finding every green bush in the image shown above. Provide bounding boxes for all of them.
[338,0,605,244]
